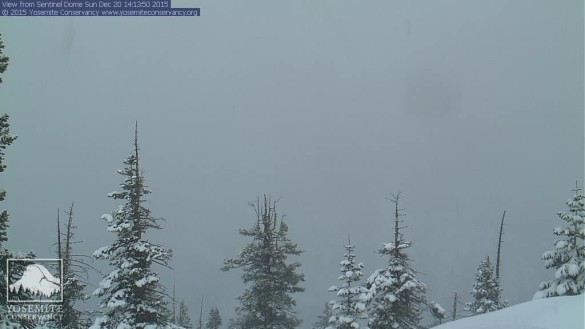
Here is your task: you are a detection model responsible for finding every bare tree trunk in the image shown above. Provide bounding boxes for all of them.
[387,192,405,257]
[451,292,457,321]
[57,208,61,260]
[198,296,203,329]
[172,280,176,324]
[496,210,506,280]
[65,203,74,273]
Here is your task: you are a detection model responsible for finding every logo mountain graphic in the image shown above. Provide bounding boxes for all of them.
[9,264,61,298]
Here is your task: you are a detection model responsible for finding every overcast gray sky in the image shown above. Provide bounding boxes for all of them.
[1,0,583,327]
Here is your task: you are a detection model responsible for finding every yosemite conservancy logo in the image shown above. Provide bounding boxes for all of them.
[6,259,63,303]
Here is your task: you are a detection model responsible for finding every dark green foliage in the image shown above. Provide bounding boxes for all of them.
[537,188,585,297]
[0,34,20,326]
[0,115,16,303]
[222,196,304,329]
[92,127,173,328]
[177,300,193,329]
[466,257,507,314]
[0,113,17,247]
[364,194,427,329]
[205,307,222,329]
[327,242,368,329]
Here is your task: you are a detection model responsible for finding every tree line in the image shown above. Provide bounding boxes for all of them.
[0,33,583,329]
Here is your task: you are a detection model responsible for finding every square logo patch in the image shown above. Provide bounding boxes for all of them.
[6,258,63,303]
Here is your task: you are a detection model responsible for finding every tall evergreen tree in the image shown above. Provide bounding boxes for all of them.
[0,113,16,301]
[205,307,222,329]
[222,196,304,329]
[0,112,16,306]
[327,239,368,329]
[0,123,14,307]
[0,32,18,324]
[91,125,173,329]
[465,257,507,315]
[0,31,16,264]
[177,300,193,329]
[536,185,585,298]
[363,193,427,329]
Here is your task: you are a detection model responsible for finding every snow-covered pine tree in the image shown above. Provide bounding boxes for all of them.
[177,300,193,329]
[205,307,222,329]
[536,185,585,298]
[465,256,507,315]
[363,193,427,329]
[312,303,333,329]
[327,239,368,329]
[91,124,174,329]
[222,196,304,329]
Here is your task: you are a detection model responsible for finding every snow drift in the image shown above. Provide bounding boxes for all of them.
[434,294,584,329]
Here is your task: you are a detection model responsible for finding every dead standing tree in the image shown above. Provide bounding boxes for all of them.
[56,203,91,328]
[495,210,506,281]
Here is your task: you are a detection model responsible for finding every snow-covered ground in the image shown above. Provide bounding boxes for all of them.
[434,295,584,329]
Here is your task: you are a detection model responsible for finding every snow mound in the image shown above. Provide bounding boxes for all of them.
[434,295,584,329]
